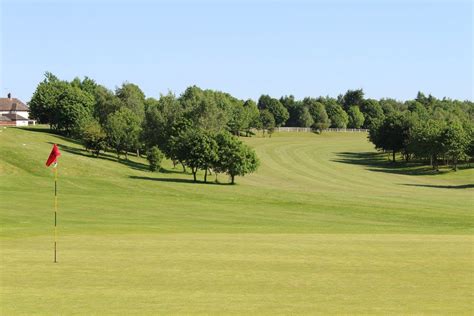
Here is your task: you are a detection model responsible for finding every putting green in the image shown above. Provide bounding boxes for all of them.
[1,127,473,314]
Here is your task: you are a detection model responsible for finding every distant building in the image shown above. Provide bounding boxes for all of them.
[0,93,33,127]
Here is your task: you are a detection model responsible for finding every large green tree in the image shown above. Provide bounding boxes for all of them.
[369,113,406,162]
[178,129,218,182]
[106,107,142,159]
[360,99,384,128]
[180,86,230,132]
[442,122,470,171]
[78,118,107,157]
[304,98,330,132]
[29,72,69,126]
[257,95,289,127]
[325,102,349,128]
[116,83,146,118]
[242,99,260,136]
[408,120,444,170]
[339,89,364,111]
[259,109,276,136]
[214,132,260,184]
[347,106,365,128]
[54,85,95,134]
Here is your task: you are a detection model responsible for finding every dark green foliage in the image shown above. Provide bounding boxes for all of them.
[30,72,95,134]
[146,146,164,172]
[347,106,365,128]
[408,120,445,169]
[29,72,71,126]
[242,99,260,135]
[258,95,289,127]
[106,107,142,159]
[304,98,330,132]
[92,85,123,126]
[442,121,470,171]
[214,132,259,184]
[325,101,349,128]
[180,86,235,132]
[29,72,472,179]
[379,98,405,115]
[259,109,276,136]
[339,89,364,111]
[368,113,407,162]
[177,129,218,182]
[78,118,107,157]
[297,106,314,127]
[116,83,146,118]
[54,85,95,134]
[360,99,384,129]
[280,95,300,127]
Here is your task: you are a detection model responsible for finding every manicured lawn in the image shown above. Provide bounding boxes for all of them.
[1,126,473,314]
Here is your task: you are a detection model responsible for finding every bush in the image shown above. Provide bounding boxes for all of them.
[147,146,164,172]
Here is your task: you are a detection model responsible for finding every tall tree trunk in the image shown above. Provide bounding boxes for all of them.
[192,168,197,182]
[392,150,396,162]
[181,162,186,173]
[454,158,458,171]
[231,175,235,184]
[136,149,139,157]
[204,169,208,183]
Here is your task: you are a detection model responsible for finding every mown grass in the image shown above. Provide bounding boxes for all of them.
[1,126,473,314]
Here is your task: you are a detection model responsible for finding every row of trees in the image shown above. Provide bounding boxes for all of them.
[29,73,473,174]
[368,108,472,170]
[29,73,260,183]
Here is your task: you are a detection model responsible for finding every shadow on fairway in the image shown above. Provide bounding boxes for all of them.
[21,126,83,146]
[51,142,149,172]
[159,167,189,175]
[400,183,474,189]
[332,152,451,176]
[129,175,233,185]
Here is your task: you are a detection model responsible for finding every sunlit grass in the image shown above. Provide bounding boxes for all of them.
[1,126,473,314]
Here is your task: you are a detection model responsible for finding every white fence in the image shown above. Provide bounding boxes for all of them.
[276,127,368,133]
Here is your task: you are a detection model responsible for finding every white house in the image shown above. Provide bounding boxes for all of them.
[0,93,31,127]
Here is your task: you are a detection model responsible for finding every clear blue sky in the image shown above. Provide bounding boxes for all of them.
[1,0,472,102]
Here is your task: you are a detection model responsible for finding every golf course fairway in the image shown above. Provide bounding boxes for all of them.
[1,126,473,314]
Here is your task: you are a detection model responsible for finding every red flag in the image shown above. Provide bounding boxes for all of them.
[46,144,61,167]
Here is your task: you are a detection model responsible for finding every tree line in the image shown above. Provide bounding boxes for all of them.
[368,96,473,171]
[29,72,262,183]
[29,72,473,177]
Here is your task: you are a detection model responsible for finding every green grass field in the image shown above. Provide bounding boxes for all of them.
[1,126,473,315]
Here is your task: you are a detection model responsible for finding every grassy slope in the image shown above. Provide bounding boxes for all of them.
[1,126,473,314]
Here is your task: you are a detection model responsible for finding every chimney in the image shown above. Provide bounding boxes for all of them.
[7,93,11,99]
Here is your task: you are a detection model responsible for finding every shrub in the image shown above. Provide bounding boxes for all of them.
[147,146,164,172]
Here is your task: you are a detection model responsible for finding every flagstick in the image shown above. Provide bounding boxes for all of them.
[54,166,58,263]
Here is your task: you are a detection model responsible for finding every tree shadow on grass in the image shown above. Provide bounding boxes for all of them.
[332,152,449,176]
[51,142,149,172]
[129,175,233,185]
[21,126,83,146]
[400,183,474,189]
[159,167,189,175]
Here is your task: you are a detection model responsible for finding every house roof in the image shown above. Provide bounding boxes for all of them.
[2,113,29,121]
[0,98,29,111]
